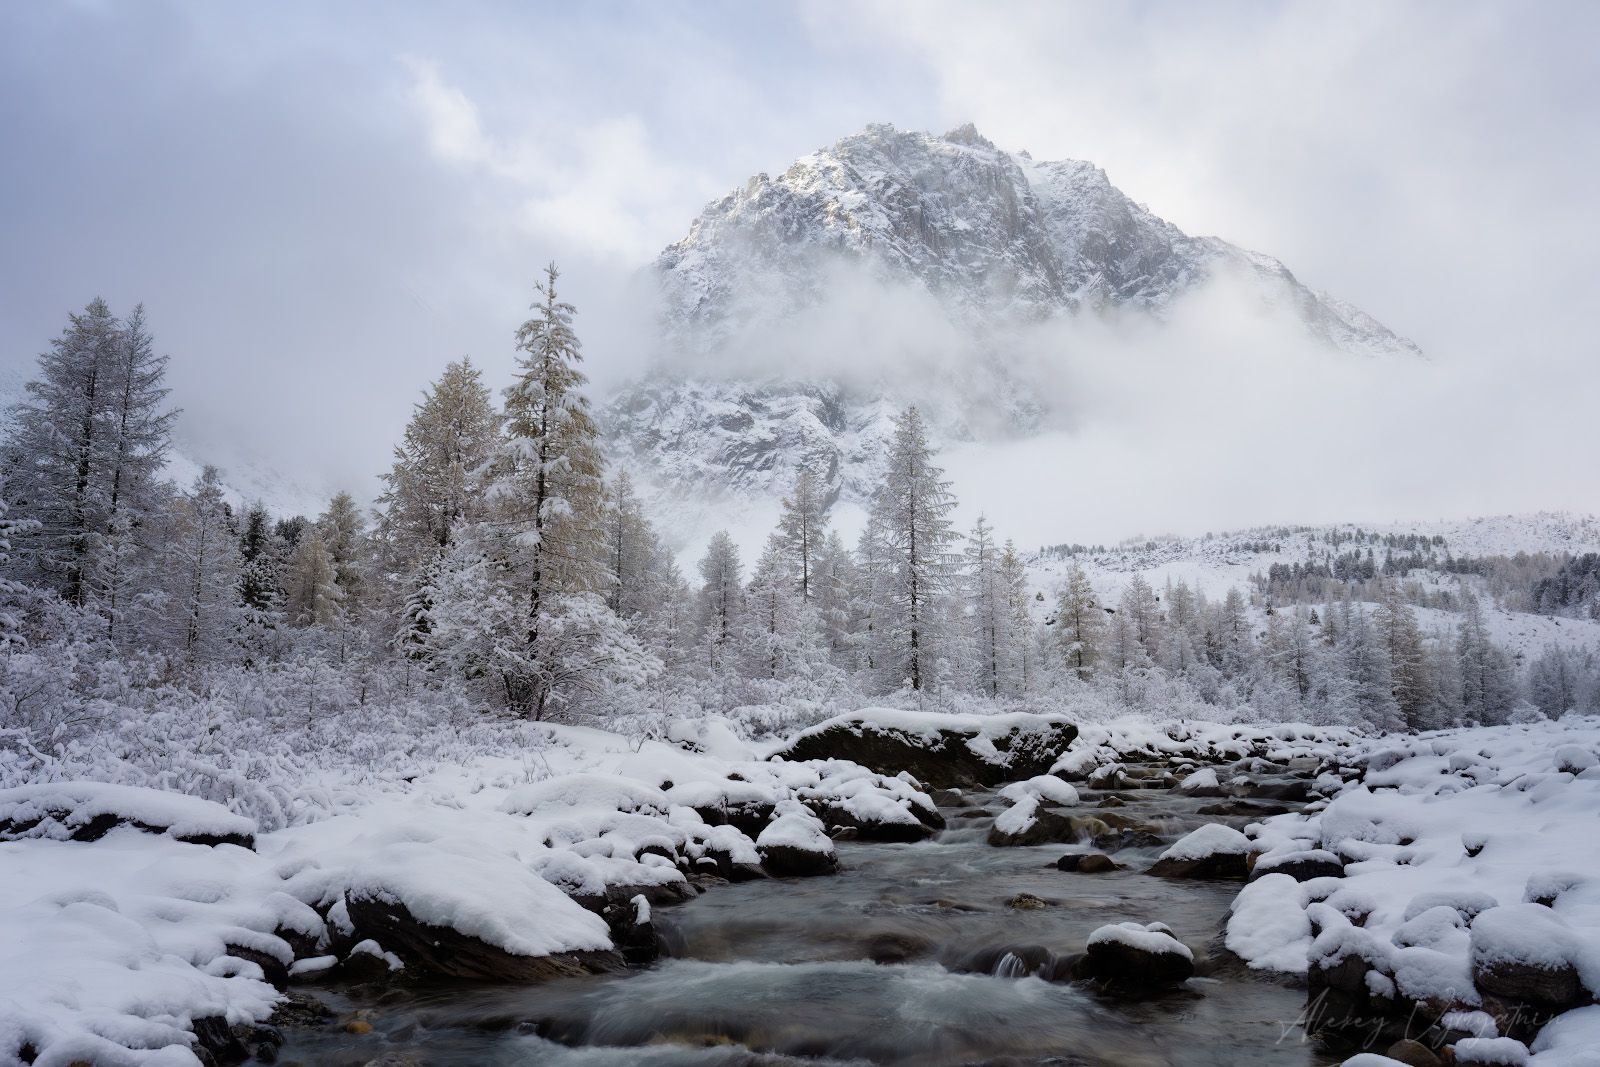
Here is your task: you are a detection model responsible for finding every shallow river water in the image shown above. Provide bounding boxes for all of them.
[277,774,1341,1066]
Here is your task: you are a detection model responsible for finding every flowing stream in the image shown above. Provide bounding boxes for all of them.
[276,770,1338,1066]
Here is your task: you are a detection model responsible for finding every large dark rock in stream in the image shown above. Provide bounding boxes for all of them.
[343,894,623,982]
[1082,922,1196,987]
[755,807,840,876]
[778,710,1077,789]
[1147,824,1256,880]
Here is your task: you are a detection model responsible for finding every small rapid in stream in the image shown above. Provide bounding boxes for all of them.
[276,768,1340,1066]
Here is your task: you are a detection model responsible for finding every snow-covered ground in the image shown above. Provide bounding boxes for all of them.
[6,704,1600,1064]
[0,712,937,1065]
[1222,716,1600,1065]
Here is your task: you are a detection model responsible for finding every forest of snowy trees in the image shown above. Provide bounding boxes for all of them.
[1,275,1597,773]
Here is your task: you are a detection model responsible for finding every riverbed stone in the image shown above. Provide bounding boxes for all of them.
[1385,1038,1444,1067]
[1057,852,1118,873]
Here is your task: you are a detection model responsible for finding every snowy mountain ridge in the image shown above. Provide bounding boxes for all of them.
[604,122,1422,512]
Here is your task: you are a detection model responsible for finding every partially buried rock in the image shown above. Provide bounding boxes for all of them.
[1083,922,1195,987]
[1057,852,1118,873]
[1007,892,1048,910]
[1147,824,1254,880]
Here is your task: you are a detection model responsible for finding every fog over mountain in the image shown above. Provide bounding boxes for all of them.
[603,121,1422,540]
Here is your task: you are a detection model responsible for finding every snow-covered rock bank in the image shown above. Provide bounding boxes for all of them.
[0,715,950,1065]
[1222,717,1600,1061]
[779,707,1077,788]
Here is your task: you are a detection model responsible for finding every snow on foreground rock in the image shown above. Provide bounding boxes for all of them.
[1222,716,1600,1058]
[0,714,947,1065]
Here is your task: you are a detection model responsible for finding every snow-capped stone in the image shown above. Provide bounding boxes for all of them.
[1083,921,1195,986]
[1148,823,1255,879]
[755,804,838,877]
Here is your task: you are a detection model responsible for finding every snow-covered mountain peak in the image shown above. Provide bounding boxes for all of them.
[607,122,1425,529]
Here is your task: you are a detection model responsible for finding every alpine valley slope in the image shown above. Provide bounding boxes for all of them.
[602,122,1421,525]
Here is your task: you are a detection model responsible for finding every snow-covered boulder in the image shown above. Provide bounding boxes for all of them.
[1451,1037,1529,1066]
[1083,921,1195,986]
[1251,848,1344,883]
[755,804,838,877]
[1176,767,1227,797]
[796,763,944,841]
[335,838,620,982]
[0,782,257,849]
[1148,823,1255,880]
[1470,904,1587,1011]
[778,708,1077,788]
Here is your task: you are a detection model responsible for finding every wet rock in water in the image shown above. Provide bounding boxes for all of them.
[1006,892,1048,910]
[606,894,661,966]
[1086,764,1131,790]
[1082,922,1195,987]
[1250,848,1344,882]
[957,943,1059,978]
[986,802,1077,847]
[1070,812,1164,851]
[267,991,336,1030]
[864,929,935,964]
[1174,768,1228,797]
[755,806,839,877]
[190,1015,251,1064]
[777,709,1077,789]
[1095,795,1128,808]
[1147,823,1254,880]
[343,895,622,982]
[930,788,966,807]
[1384,1038,1444,1067]
[1237,777,1313,802]
[1057,852,1119,873]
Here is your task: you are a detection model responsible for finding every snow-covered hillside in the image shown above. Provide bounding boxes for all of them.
[1028,512,1600,660]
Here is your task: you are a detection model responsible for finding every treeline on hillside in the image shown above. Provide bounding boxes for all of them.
[1,278,1596,756]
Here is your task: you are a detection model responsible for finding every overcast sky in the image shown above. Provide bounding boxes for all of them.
[1,1,1595,540]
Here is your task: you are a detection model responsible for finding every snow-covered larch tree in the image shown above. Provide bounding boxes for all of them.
[1053,562,1102,680]
[865,406,960,693]
[284,525,342,628]
[375,357,501,573]
[696,530,743,673]
[472,264,641,718]
[777,466,827,603]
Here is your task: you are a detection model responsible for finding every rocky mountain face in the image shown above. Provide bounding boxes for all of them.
[604,123,1419,511]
